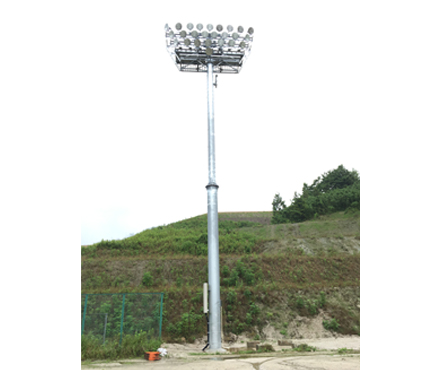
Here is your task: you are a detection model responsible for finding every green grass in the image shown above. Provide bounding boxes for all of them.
[81,333,162,361]
[82,211,359,259]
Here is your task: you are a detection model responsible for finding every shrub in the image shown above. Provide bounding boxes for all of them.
[142,272,153,287]
[294,344,316,352]
[323,318,340,332]
[226,290,237,304]
[249,303,260,315]
[318,291,326,308]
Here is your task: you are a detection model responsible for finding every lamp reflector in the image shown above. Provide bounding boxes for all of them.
[221,32,228,39]
[207,24,213,31]
[191,30,198,38]
[205,39,212,47]
[239,41,246,48]
[197,23,203,30]
[237,26,244,33]
[187,23,194,30]
[194,39,201,47]
[216,24,223,32]
[206,47,213,55]
[218,39,224,47]
[202,31,209,38]
[232,32,239,40]
[228,39,235,47]
[180,30,187,38]
[211,31,218,38]
[176,23,182,30]
[227,25,233,32]
[184,38,191,46]
[248,27,254,35]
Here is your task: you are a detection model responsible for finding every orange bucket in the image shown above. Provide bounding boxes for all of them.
[145,351,161,361]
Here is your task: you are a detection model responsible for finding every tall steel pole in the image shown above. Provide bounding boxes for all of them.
[205,61,222,350]
[165,22,254,352]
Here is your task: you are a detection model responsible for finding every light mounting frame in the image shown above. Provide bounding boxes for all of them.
[165,23,254,74]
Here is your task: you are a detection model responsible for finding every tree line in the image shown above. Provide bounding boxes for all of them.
[271,165,360,224]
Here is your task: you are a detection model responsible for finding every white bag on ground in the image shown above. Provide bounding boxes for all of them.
[157,348,167,356]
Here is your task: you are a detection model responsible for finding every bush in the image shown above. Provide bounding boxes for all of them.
[142,272,153,287]
[226,290,237,304]
[294,344,316,352]
[323,318,340,332]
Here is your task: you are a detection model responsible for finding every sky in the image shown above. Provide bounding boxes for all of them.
[77,1,375,245]
[1,1,438,248]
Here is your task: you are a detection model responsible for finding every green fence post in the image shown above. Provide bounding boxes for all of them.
[81,294,88,336]
[119,294,126,345]
[159,293,164,339]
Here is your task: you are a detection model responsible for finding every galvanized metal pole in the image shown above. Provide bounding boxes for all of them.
[205,61,222,351]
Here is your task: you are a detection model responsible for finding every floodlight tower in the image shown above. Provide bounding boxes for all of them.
[165,22,254,351]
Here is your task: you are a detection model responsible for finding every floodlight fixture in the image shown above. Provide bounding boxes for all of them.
[165,22,254,74]
[164,22,254,352]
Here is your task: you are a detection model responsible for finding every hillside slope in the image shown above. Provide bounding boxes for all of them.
[81,210,360,342]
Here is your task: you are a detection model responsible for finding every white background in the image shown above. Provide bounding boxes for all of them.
[1,1,439,367]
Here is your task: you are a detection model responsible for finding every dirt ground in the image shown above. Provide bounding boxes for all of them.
[81,336,360,370]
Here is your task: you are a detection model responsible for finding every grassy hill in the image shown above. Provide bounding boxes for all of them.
[81,210,360,343]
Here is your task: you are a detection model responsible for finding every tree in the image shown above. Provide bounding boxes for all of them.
[314,165,359,194]
[271,193,288,224]
[271,165,360,224]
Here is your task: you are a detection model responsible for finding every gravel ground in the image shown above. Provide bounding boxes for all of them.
[81,336,360,370]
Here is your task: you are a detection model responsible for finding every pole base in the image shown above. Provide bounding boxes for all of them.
[204,348,228,354]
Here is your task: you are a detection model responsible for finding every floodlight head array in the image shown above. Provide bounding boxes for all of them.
[165,23,254,73]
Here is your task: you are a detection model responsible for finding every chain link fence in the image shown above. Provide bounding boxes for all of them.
[81,293,163,344]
